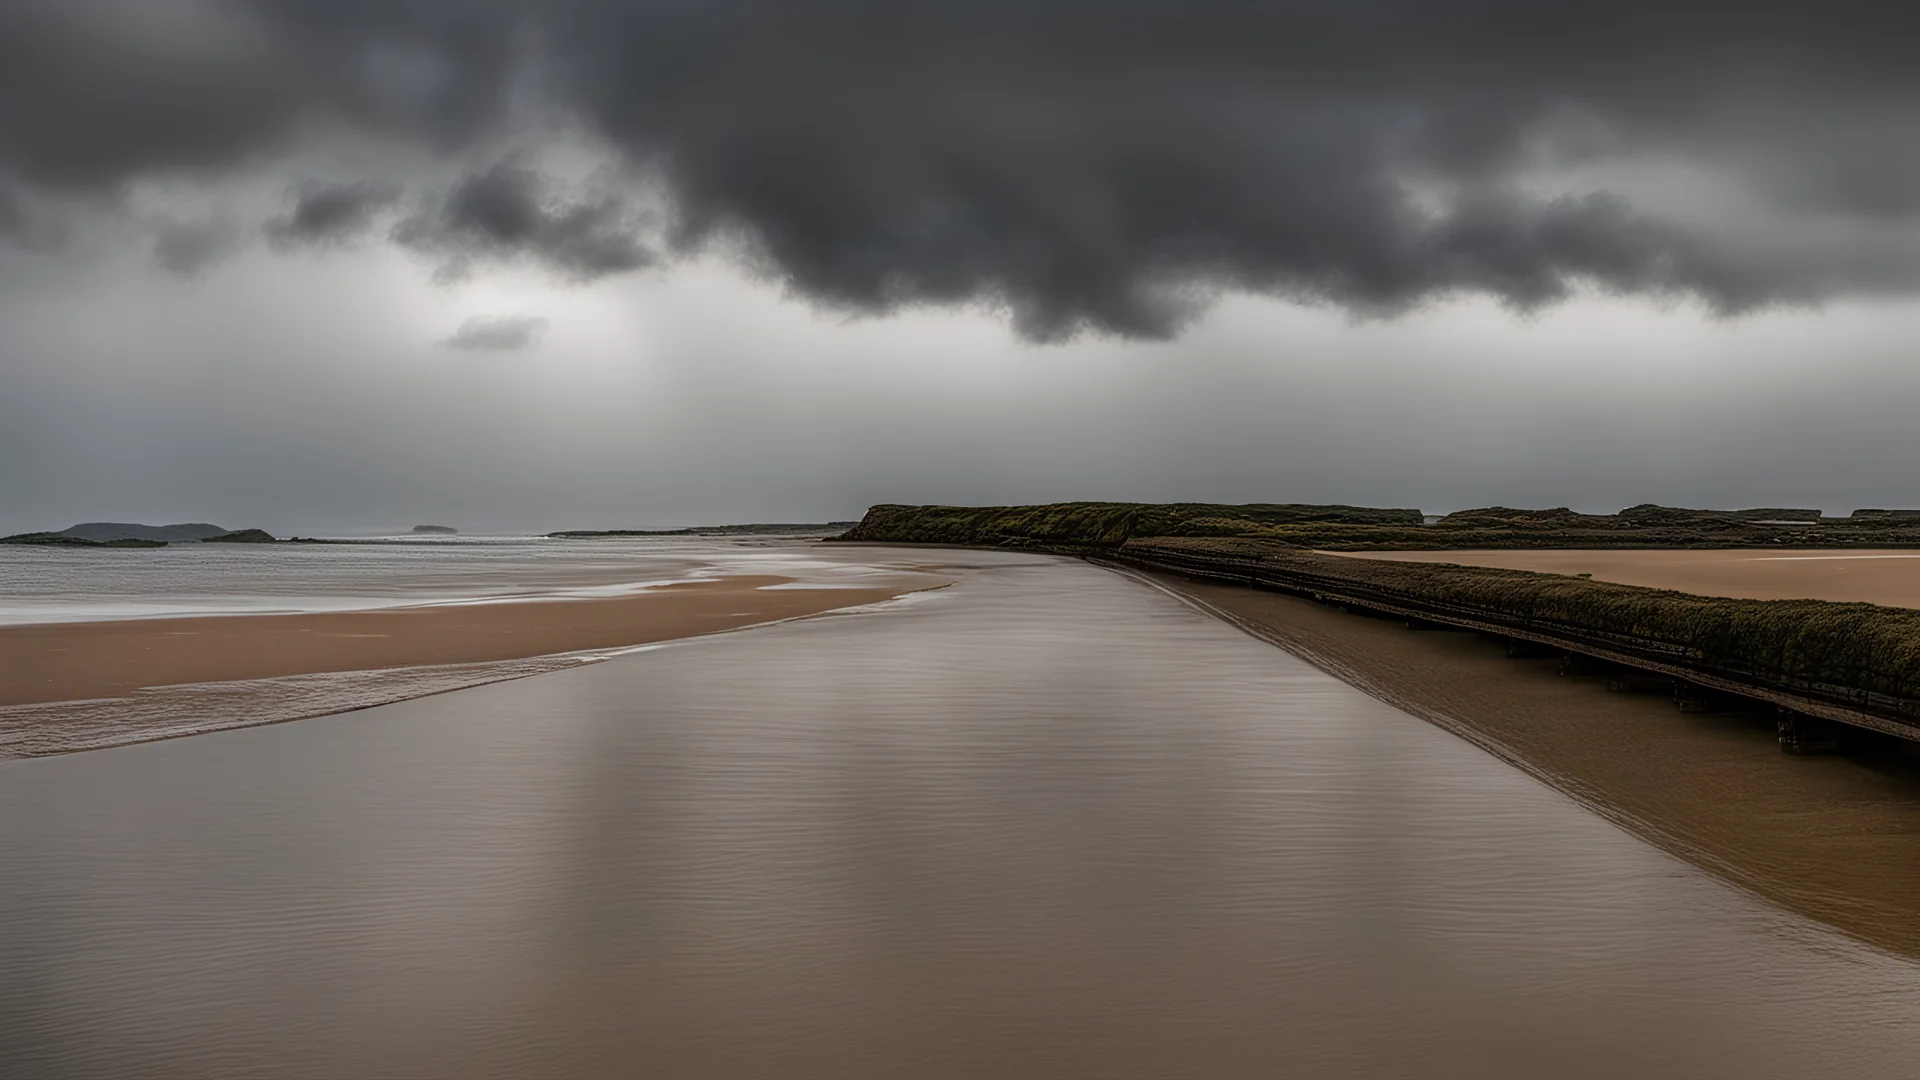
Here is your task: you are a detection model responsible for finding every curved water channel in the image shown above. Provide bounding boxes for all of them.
[4,552,1920,1078]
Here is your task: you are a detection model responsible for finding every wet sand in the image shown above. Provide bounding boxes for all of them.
[1146,570,1920,959]
[0,576,928,709]
[1346,547,1920,607]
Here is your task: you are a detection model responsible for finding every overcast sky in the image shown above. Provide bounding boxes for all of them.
[5,1,1920,534]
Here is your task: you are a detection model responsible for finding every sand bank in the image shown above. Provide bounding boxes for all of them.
[1145,570,1920,959]
[0,575,929,709]
[1345,547,1920,607]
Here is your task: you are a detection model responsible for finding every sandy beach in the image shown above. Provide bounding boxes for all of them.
[0,575,927,709]
[1344,547,1920,607]
[1149,570,1920,959]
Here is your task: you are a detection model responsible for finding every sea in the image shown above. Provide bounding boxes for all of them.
[0,533,907,626]
[4,540,1920,1077]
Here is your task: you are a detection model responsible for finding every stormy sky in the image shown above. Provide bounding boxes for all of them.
[5,1,1920,533]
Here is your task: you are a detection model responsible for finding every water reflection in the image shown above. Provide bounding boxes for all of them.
[3,553,1919,1078]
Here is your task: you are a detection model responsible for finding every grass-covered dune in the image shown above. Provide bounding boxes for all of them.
[1127,536,1920,708]
[834,502,1425,548]
[834,502,1920,550]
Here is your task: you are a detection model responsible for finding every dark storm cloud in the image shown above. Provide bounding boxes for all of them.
[267,180,401,247]
[440,314,548,351]
[392,161,653,281]
[5,1,1920,337]
[0,1,514,189]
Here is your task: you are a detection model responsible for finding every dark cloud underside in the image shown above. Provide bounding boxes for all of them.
[4,1,1920,337]
[392,161,653,281]
[267,180,400,247]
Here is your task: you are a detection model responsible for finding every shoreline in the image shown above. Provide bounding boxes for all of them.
[1136,567,1920,960]
[0,574,935,711]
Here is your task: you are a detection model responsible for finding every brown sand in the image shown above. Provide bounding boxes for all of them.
[1345,547,1920,607]
[0,576,928,708]
[1147,571,1920,959]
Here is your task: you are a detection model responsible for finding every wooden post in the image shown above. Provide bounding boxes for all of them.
[1777,709,1842,754]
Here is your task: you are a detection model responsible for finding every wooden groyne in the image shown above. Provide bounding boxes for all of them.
[1104,545,1920,752]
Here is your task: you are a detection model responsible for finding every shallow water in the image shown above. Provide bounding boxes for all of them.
[4,553,1920,1078]
[0,534,898,625]
[0,537,936,754]
[0,641,672,758]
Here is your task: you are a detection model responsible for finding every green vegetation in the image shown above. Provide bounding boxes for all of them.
[834,502,1920,550]
[1616,504,1821,525]
[834,503,1424,547]
[1127,536,1920,705]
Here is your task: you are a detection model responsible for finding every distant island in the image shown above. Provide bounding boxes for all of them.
[0,533,167,548]
[0,522,293,547]
[69,521,232,543]
[202,529,279,543]
[412,525,458,535]
[550,522,861,539]
[0,521,231,547]
[32,522,228,544]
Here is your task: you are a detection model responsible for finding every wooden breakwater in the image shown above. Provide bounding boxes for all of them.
[1105,539,1920,752]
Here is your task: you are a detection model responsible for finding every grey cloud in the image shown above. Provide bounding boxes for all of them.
[536,1,1920,336]
[1421,192,1781,313]
[0,0,513,189]
[267,179,400,247]
[6,2,1920,336]
[439,313,548,351]
[393,161,652,282]
[0,181,22,238]
[0,175,63,252]
[152,215,241,276]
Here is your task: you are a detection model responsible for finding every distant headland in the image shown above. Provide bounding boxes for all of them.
[411,525,458,535]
